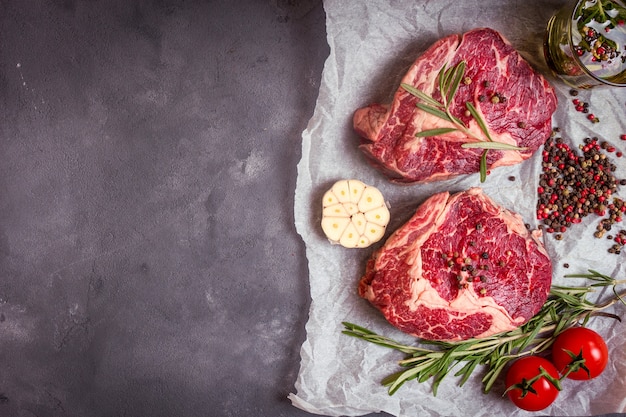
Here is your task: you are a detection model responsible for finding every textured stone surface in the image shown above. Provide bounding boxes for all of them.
[0,1,349,415]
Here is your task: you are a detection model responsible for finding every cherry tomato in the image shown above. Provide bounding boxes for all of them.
[551,327,609,380]
[505,356,560,411]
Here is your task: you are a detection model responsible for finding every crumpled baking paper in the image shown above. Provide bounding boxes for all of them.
[289,1,626,416]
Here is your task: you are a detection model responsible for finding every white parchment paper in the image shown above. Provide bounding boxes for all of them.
[290,1,626,416]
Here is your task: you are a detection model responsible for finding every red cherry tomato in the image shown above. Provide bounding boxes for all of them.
[551,327,609,380]
[505,356,560,411]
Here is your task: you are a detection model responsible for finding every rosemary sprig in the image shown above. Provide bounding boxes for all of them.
[401,61,526,182]
[343,270,625,396]
[575,0,626,32]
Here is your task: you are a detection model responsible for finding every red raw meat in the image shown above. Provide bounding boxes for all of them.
[353,28,557,183]
[358,188,552,341]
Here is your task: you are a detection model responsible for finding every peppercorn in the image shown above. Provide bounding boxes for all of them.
[587,114,600,123]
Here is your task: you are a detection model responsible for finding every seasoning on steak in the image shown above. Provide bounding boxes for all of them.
[353,28,558,183]
[358,188,552,342]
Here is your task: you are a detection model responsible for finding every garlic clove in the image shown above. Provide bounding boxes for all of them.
[321,216,350,242]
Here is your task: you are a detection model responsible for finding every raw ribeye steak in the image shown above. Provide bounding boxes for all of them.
[358,188,552,341]
[353,28,557,183]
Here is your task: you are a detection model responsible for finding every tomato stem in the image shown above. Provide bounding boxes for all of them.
[559,348,591,379]
[503,365,562,398]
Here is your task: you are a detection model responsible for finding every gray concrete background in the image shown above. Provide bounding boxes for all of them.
[0,1,624,417]
[0,0,345,416]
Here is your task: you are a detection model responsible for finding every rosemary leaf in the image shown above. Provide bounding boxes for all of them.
[461,141,527,151]
[416,103,453,122]
[565,269,612,282]
[439,63,461,103]
[482,356,510,393]
[550,288,588,306]
[400,83,443,108]
[455,358,480,386]
[613,287,626,306]
[548,303,559,323]
[517,319,544,352]
[415,128,458,137]
[342,326,419,354]
[445,61,466,106]
[465,101,492,142]
[342,321,375,334]
[386,366,422,395]
[381,370,408,388]
[432,368,448,396]
[479,150,488,182]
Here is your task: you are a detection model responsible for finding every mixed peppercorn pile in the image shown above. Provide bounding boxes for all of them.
[536,89,626,255]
